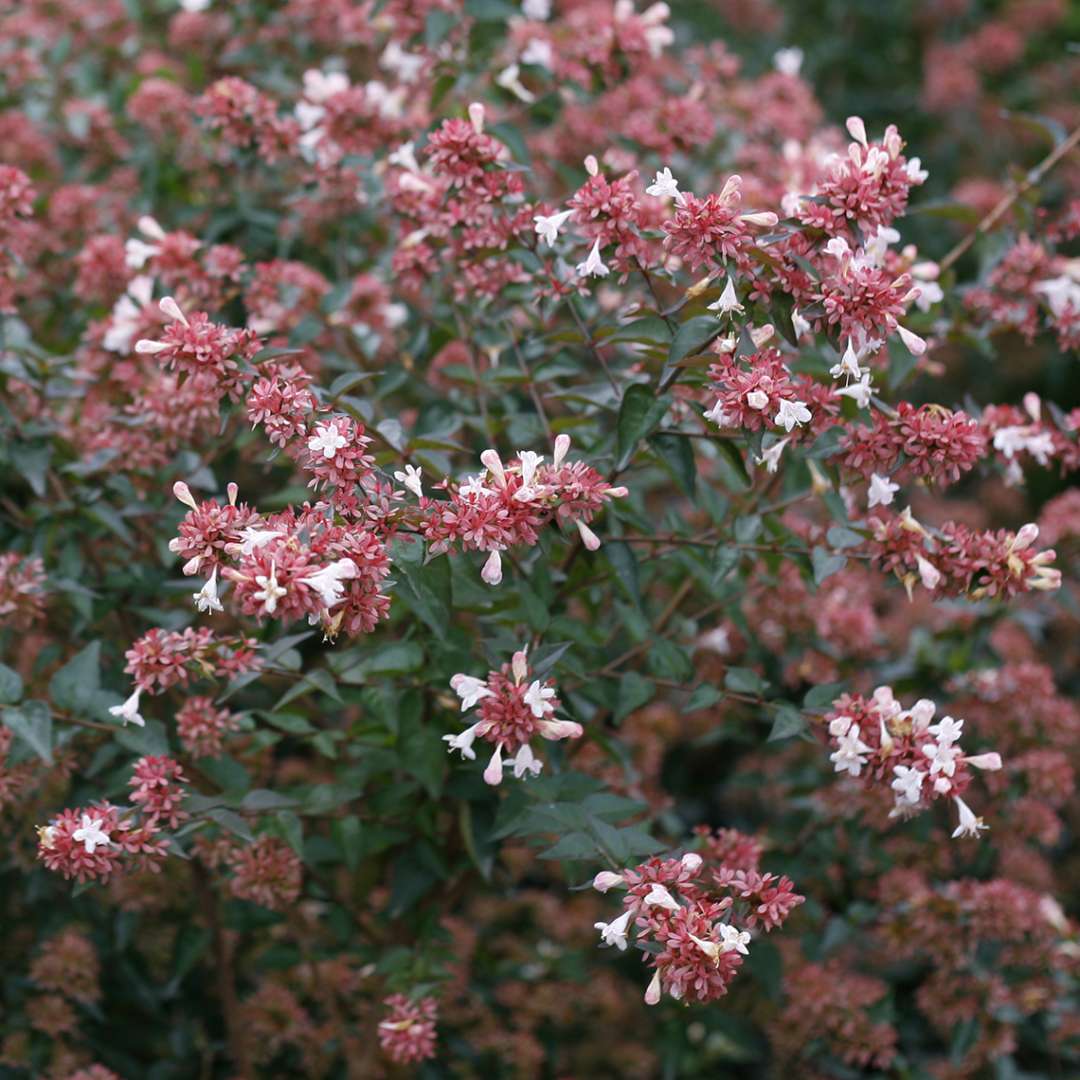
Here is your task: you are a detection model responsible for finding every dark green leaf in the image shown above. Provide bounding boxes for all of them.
[616,384,669,470]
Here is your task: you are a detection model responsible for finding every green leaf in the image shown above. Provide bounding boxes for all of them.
[603,541,643,612]
[662,315,721,388]
[724,668,763,695]
[685,684,722,711]
[615,672,654,723]
[804,682,845,709]
[811,546,847,585]
[337,816,362,871]
[205,808,254,842]
[11,443,51,497]
[275,810,304,857]
[0,662,23,705]
[540,831,598,860]
[393,551,452,641]
[3,701,53,763]
[601,316,671,344]
[49,642,102,714]
[648,433,697,497]
[767,705,807,742]
[825,525,864,550]
[616,384,669,470]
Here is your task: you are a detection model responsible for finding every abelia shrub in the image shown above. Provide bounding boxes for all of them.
[0,1,1077,1078]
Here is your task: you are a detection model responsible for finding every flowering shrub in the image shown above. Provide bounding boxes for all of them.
[0,1,1078,1077]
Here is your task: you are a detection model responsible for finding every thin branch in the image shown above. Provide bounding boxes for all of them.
[938,123,1080,272]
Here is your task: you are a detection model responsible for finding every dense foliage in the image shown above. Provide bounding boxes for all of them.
[1,1,1078,1077]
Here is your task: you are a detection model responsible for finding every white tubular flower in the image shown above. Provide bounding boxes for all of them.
[837,372,874,409]
[830,341,863,381]
[916,555,941,591]
[890,764,925,806]
[512,744,543,779]
[830,724,871,777]
[172,480,199,511]
[252,561,287,615]
[645,166,684,203]
[965,752,1002,771]
[511,649,529,684]
[480,448,507,488]
[896,325,927,355]
[108,687,145,728]
[867,473,899,508]
[643,883,680,912]
[773,46,803,76]
[231,528,285,557]
[774,398,812,432]
[718,923,751,955]
[496,63,535,103]
[951,795,988,839]
[481,549,503,586]
[707,276,743,317]
[576,238,610,278]
[482,744,505,785]
[644,970,662,1005]
[533,209,572,247]
[393,464,424,498]
[928,715,963,745]
[746,389,770,411]
[593,871,625,893]
[576,519,601,551]
[193,567,223,614]
[523,680,557,718]
[755,436,790,474]
[595,908,633,950]
[443,722,482,761]
[845,115,868,148]
[681,852,703,873]
[308,423,348,459]
[517,450,544,490]
[537,718,583,741]
[72,813,112,854]
[449,674,493,711]
[303,559,358,609]
[552,433,571,468]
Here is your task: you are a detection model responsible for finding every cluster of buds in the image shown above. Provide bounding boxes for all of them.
[170,481,392,640]
[115,626,262,723]
[445,647,581,785]
[36,756,187,883]
[135,296,259,398]
[378,994,438,1065]
[592,849,803,1006]
[824,687,1002,838]
[867,509,1061,599]
[421,434,627,585]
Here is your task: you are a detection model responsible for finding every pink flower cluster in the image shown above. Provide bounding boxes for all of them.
[227,836,302,911]
[123,625,262,695]
[378,994,438,1065]
[421,434,628,586]
[592,843,803,1006]
[824,687,1003,837]
[175,695,240,759]
[171,480,392,641]
[868,510,1061,599]
[36,755,187,883]
[445,646,581,785]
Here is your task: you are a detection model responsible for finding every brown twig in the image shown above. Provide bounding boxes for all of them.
[938,123,1080,273]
